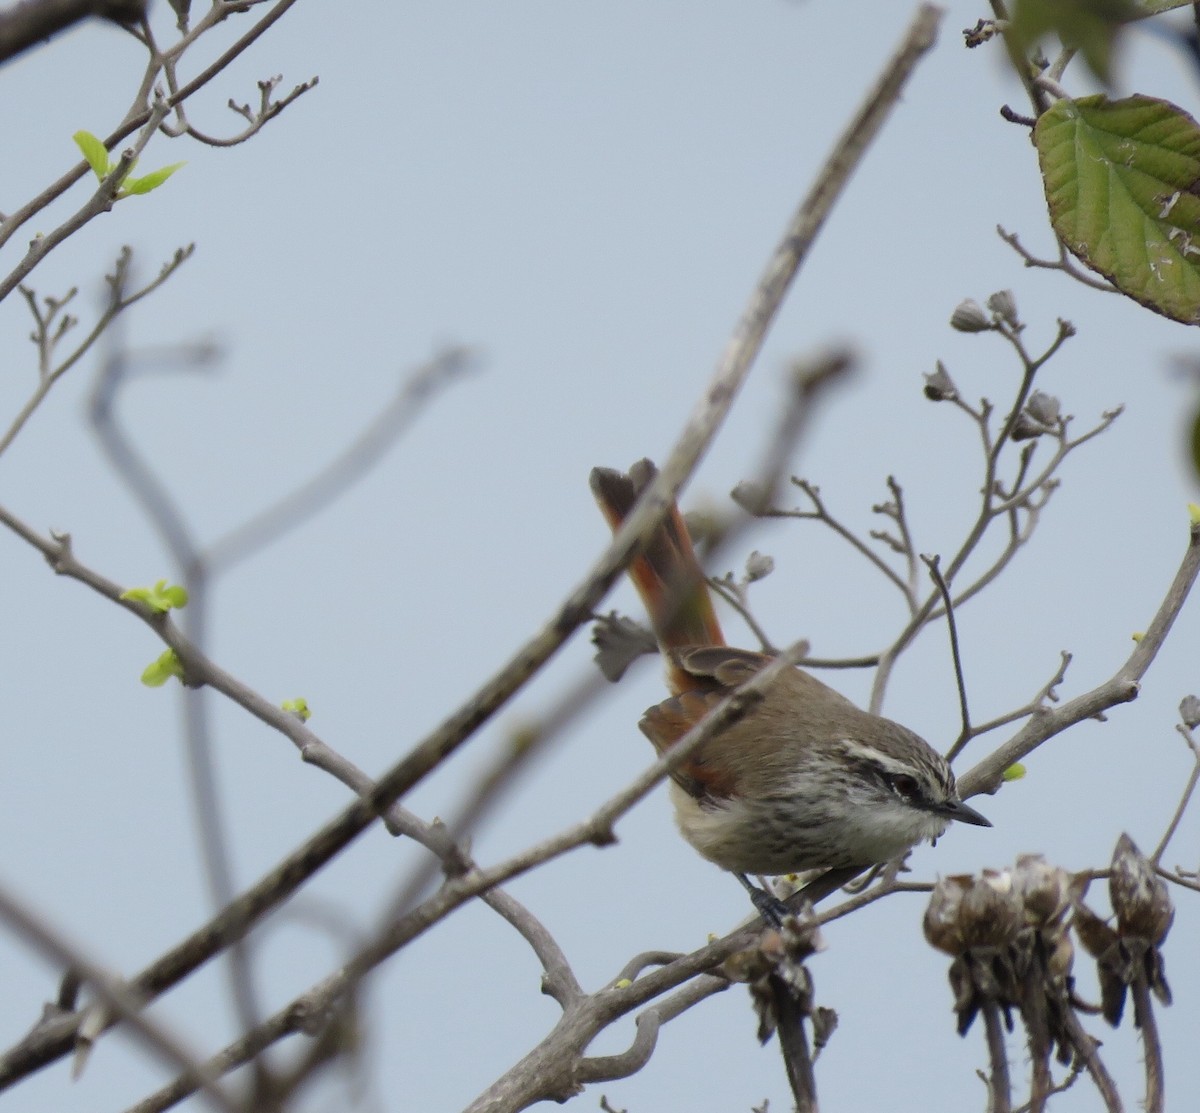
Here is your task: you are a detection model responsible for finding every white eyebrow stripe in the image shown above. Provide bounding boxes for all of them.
[834,739,908,771]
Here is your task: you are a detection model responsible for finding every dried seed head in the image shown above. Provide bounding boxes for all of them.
[962,869,1023,948]
[1010,411,1047,441]
[950,299,992,333]
[731,479,768,515]
[987,289,1020,328]
[1012,854,1074,930]
[1025,390,1061,425]
[925,871,1023,954]
[591,611,657,682]
[744,550,775,582]
[1045,929,1075,982]
[923,360,958,401]
[1072,898,1119,960]
[924,875,973,955]
[1109,833,1174,945]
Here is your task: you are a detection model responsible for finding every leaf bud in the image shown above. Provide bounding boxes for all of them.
[1179,694,1200,729]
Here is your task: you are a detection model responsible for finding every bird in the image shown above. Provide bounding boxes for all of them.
[590,459,990,916]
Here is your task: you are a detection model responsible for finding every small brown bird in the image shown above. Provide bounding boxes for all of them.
[591,459,989,910]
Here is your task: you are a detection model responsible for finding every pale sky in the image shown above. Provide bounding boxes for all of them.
[0,2,1197,1111]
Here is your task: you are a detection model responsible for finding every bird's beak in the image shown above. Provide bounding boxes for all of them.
[941,797,992,828]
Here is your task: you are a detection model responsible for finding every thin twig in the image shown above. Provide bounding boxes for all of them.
[996,226,1118,293]
[772,478,910,597]
[0,881,239,1113]
[1150,723,1200,865]
[923,554,973,758]
[203,349,473,571]
[0,245,194,458]
[1058,1008,1124,1113]
[771,973,819,1113]
[967,651,1070,738]
[708,574,780,654]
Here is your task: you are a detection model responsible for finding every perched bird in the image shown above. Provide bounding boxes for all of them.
[591,459,989,912]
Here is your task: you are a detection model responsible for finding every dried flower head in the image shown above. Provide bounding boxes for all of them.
[1025,390,1061,426]
[986,289,1020,329]
[744,550,775,582]
[1109,833,1174,945]
[949,299,992,333]
[923,360,958,401]
[1012,854,1074,931]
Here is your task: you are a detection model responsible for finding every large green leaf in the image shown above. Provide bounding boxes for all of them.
[1034,95,1200,325]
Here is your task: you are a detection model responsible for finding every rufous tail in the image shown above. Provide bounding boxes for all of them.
[589,460,725,665]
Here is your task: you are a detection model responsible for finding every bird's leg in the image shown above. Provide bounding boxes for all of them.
[734,872,790,927]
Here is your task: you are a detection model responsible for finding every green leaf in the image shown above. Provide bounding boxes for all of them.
[73,130,112,181]
[119,162,185,197]
[140,649,184,687]
[1035,95,1200,325]
[1192,405,1200,484]
[282,697,312,721]
[1002,763,1027,782]
[1128,0,1198,14]
[120,579,189,612]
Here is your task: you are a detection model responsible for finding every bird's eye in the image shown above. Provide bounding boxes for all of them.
[889,773,921,801]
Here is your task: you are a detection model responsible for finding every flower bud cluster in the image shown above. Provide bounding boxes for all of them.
[1011,389,1063,441]
[948,289,1022,334]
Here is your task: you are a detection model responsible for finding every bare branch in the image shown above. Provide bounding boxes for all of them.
[981,1000,1013,1113]
[997,225,1119,293]
[0,880,238,1113]
[0,0,143,66]
[0,245,195,458]
[959,521,1200,798]
[1151,722,1200,867]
